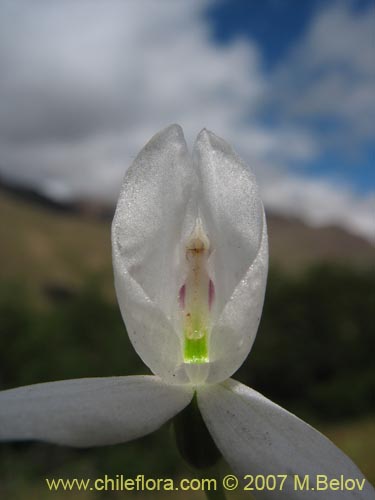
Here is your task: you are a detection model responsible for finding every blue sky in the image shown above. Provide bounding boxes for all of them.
[0,0,373,240]
[207,0,373,65]
[206,0,375,194]
[206,0,325,65]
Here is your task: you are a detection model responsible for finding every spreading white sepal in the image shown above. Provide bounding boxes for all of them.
[0,376,193,447]
[194,129,268,383]
[197,379,374,499]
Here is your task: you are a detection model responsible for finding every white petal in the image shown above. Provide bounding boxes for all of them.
[112,124,194,383]
[0,376,193,447]
[194,130,268,383]
[198,380,373,500]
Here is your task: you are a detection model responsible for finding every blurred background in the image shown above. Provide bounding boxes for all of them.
[0,0,374,498]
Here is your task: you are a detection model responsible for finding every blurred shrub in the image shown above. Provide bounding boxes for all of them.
[0,263,374,485]
[0,278,148,389]
[0,280,184,489]
[237,263,375,420]
[1,263,374,420]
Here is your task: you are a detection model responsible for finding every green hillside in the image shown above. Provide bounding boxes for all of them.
[0,190,113,295]
[0,189,373,299]
[0,188,374,492]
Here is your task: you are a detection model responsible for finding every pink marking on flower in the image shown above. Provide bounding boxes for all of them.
[209,279,215,310]
[179,284,186,309]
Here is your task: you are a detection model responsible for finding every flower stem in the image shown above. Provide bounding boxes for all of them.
[202,469,227,500]
[173,391,221,469]
[173,392,227,498]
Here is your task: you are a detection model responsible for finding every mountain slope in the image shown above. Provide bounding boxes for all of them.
[0,188,373,296]
[0,189,113,293]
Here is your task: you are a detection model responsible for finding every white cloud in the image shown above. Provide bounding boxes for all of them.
[262,175,375,242]
[271,1,375,150]
[0,0,373,242]
[0,0,270,200]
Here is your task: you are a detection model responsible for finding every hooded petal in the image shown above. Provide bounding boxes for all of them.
[194,130,268,383]
[198,379,373,500]
[112,124,195,383]
[0,376,193,447]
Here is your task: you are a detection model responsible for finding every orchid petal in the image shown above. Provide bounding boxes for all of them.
[194,130,268,383]
[198,379,373,499]
[0,376,193,447]
[112,124,195,383]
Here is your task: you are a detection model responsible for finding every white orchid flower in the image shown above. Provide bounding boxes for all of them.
[0,125,373,499]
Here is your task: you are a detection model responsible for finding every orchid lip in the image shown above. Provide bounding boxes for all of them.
[180,218,213,365]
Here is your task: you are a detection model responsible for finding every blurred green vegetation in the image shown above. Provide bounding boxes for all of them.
[237,263,375,421]
[1,263,374,416]
[0,263,374,496]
